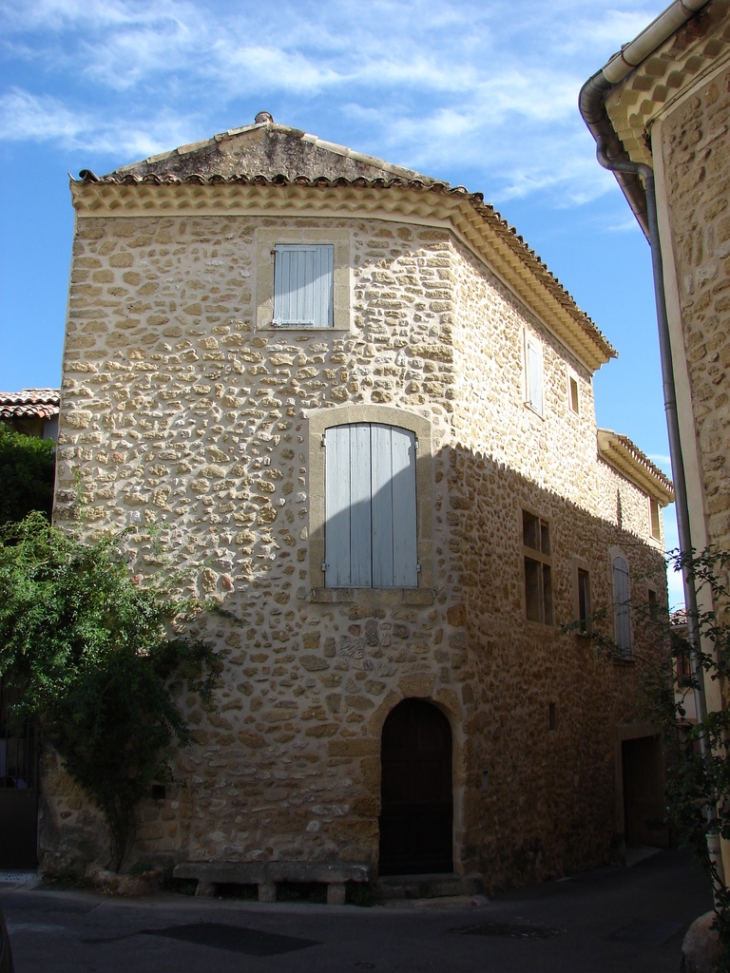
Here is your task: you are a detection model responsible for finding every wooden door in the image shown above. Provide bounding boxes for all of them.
[379,699,453,875]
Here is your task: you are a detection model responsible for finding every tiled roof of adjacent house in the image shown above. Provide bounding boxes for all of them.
[597,429,675,504]
[73,118,617,371]
[0,389,61,420]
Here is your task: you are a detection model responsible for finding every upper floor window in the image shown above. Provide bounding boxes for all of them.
[273,244,334,328]
[524,332,544,415]
[577,567,591,634]
[613,554,632,658]
[256,230,349,332]
[649,498,661,541]
[568,375,579,414]
[523,510,553,624]
[324,422,417,588]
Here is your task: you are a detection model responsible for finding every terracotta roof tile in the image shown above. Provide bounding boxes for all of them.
[0,388,60,420]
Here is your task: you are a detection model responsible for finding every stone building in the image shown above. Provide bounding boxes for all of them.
[45,117,673,896]
[580,0,730,887]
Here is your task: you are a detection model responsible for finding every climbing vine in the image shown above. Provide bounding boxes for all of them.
[0,513,219,872]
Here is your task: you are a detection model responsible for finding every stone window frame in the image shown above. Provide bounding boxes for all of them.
[522,327,545,419]
[646,581,659,622]
[521,506,554,626]
[609,545,633,663]
[648,497,662,542]
[571,555,592,636]
[567,369,580,415]
[255,228,350,332]
[306,404,434,606]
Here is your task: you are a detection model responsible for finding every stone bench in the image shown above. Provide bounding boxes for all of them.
[172,861,370,905]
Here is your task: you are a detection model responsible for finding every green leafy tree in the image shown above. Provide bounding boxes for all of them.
[0,423,55,524]
[0,513,219,872]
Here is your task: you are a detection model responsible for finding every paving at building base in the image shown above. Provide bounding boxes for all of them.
[0,850,713,972]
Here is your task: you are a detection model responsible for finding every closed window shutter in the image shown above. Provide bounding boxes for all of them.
[325,423,417,588]
[526,335,543,413]
[613,556,631,654]
[273,245,334,327]
[372,424,417,587]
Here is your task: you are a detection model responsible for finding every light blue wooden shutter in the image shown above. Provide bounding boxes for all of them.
[372,424,417,587]
[273,245,334,327]
[613,556,631,655]
[324,423,417,588]
[349,424,373,586]
[324,424,371,587]
[525,333,543,413]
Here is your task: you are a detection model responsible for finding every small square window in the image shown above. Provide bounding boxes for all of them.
[273,244,334,328]
[569,376,579,414]
[649,498,661,541]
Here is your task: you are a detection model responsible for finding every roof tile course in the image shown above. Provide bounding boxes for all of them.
[0,389,61,420]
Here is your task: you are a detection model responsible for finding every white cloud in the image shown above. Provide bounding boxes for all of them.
[648,453,672,469]
[0,87,197,159]
[0,0,671,205]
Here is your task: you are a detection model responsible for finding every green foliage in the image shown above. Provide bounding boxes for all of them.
[572,548,730,969]
[0,512,219,871]
[0,424,55,524]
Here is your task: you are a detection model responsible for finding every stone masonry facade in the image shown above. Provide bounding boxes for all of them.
[44,125,671,892]
[659,59,730,552]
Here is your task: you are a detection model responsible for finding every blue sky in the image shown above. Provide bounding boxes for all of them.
[0,0,686,603]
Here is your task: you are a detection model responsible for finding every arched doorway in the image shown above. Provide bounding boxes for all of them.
[379,699,453,875]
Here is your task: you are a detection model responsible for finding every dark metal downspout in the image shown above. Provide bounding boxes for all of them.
[579,72,651,238]
[579,75,722,886]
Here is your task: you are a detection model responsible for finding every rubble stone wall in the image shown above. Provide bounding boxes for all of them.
[45,211,667,888]
[660,61,730,552]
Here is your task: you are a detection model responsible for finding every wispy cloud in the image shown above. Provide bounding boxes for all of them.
[0,0,668,203]
[0,87,198,158]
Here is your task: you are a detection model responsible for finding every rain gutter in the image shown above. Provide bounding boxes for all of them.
[579,0,709,239]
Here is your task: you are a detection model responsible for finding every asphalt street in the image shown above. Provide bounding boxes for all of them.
[0,849,714,973]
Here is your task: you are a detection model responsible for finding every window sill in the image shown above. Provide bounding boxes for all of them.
[613,655,635,666]
[310,587,434,606]
[524,617,555,630]
[261,323,349,332]
[524,402,545,420]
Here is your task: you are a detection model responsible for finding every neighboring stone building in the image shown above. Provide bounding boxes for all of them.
[45,117,672,895]
[580,0,730,890]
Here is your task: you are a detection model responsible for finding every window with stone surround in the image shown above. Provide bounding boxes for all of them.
[323,422,417,588]
[649,498,661,541]
[256,229,350,331]
[523,510,553,625]
[612,553,632,659]
[568,374,580,414]
[524,331,544,415]
[307,405,434,605]
[577,568,590,633]
[273,244,333,327]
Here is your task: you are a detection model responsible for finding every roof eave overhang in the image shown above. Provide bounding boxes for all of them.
[597,428,675,504]
[70,179,615,373]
